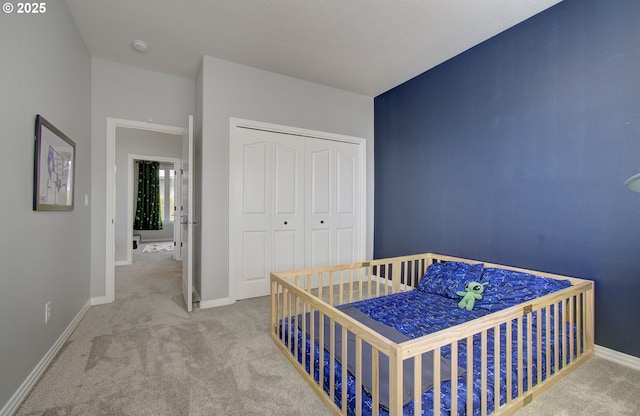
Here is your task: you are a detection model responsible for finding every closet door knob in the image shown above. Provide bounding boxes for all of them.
[284,221,288,225]
[320,220,324,224]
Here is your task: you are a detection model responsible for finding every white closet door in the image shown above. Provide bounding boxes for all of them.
[272,140,305,274]
[305,138,361,269]
[230,128,304,300]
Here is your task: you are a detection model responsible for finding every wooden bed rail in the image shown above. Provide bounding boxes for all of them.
[272,253,435,306]
[270,253,595,416]
[271,275,402,415]
[395,283,594,415]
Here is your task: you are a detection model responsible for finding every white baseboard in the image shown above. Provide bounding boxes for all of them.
[199,296,235,309]
[595,344,640,371]
[90,296,111,306]
[0,300,91,416]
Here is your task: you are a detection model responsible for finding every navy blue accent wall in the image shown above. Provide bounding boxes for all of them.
[374,0,640,358]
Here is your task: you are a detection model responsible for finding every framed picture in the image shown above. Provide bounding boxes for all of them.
[33,115,76,211]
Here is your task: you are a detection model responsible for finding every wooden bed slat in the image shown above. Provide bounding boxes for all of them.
[536,307,543,389]
[310,304,316,382]
[569,295,575,365]
[466,335,473,415]
[481,330,487,416]
[493,324,500,413]
[545,304,551,380]
[517,315,523,397]
[554,302,560,377]
[451,341,458,416]
[389,349,402,415]
[341,326,348,416]
[301,300,307,374]
[371,348,379,416]
[506,317,513,405]
[329,315,336,405]
[319,311,326,390]
[355,337,362,416]
[433,347,440,415]
[527,308,533,392]
[413,354,422,416]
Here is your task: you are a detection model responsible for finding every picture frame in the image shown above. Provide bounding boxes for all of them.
[33,115,76,211]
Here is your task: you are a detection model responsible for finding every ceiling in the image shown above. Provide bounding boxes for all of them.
[66,0,563,97]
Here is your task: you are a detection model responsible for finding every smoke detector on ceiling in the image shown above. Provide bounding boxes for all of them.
[131,40,149,53]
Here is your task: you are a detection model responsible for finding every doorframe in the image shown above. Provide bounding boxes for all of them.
[228,117,367,303]
[124,155,182,265]
[105,117,186,303]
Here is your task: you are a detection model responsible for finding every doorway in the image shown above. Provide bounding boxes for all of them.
[105,118,186,304]
[123,156,182,266]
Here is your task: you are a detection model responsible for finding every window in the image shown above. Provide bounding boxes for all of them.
[158,165,175,222]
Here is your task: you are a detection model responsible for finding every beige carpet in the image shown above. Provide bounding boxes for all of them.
[16,247,640,415]
[514,357,640,416]
[16,246,328,416]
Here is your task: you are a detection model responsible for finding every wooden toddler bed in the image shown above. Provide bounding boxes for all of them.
[270,253,594,416]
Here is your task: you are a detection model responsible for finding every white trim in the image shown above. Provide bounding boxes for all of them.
[127,154,181,265]
[105,117,186,303]
[90,296,110,306]
[595,344,640,371]
[199,297,235,309]
[232,117,367,145]
[0,301,91,416]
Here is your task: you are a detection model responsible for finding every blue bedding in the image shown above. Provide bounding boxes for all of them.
[301,305,462,410]
[280,263,574,415]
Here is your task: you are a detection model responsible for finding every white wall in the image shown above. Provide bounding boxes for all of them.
[114,128,182,262]
[199,55,374,303]
[90,59,196,298]
[0,0,91,412]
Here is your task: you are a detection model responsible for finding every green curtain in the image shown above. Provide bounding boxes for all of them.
[134,161,163,230]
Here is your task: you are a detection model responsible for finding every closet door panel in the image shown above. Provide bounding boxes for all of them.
[309,148,331,215]
[305,138,361,268]
[334,141,360,265]
[272,137,305,273]
[336,150,356,215]
[242,231,267,282]
[273,230,298,272]
[274,143,298,215]
[243,142,268,214]
[336,227,356,265]
[240,138,272,297]
[306,140,332,268]
[232,128,273,300]
[310,228,331,268]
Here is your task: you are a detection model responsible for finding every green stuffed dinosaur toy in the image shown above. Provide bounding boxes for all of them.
[456,281,488,311]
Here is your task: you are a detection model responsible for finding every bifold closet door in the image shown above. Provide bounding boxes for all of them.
[305,138,361,268]
[230,128,304,300]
